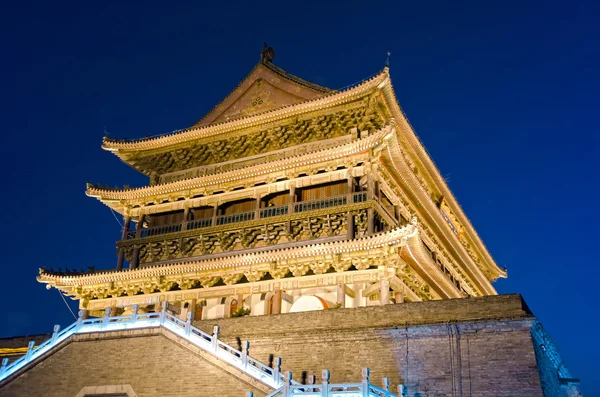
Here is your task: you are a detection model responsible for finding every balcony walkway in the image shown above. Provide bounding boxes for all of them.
[127,191,372,240]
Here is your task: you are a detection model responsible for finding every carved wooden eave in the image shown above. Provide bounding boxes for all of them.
[87,125,392,213]
[375,73,507,283]
[381,127,500,293]
[37,223,419,292]
[101,71,387,154]
[93,66,504,292]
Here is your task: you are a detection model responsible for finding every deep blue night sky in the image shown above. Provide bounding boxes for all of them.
[1,0,598,394]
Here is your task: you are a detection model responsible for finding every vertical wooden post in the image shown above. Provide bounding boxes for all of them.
[255,195,261,220]
[289,184,296,214]
[380,278,391,305]
[135,214,144,238]
[367,208,375,235]
[272,289,282,315]
[132,304,139,322]
[212,204,218,226]
[181,204,190,231]
[116,215,131,270]
[336,283,345,308]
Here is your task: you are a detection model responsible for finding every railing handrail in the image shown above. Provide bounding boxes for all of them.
[0,305,282,390]
[122,191,372,240]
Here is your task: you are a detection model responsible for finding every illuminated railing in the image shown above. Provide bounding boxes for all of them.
[260,205,289,218]
[141,223,182,238]
[0,303,292,390]
[122,191,371,240]
[258,369,403,397]
[294,195,348,213]
[217,211,256,225]
[187,218,213,230]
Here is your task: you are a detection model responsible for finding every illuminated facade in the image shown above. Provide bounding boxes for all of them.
[38,46,506,320]
[0,46,580,397]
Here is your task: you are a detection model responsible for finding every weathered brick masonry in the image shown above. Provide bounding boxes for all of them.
[0,295,566,397]
[196,294,545,397]
[0,329,266,397]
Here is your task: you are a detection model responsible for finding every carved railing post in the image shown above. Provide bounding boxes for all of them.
[25,341,35,362]
[398,384,407,397]
[212,325,220,352]
[185,312,192,336]
[283,371,292,395]
[382,377,390,392]
[273,356,281,385]
[321,369,330,397]
[361,368,370,397]
[75,310,85,332]
[0,358,8,377]
[132,304,139,322]
[102,307,112,328]
[241,341,250,370]
[160,301,168,325]
[51,324,60,345]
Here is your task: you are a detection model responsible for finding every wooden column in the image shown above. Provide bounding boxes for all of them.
[366,174,375,235]
[395,285,404,304]
[181,204,190,231]
[130,214,144,269]
[347,175,355,239]
[367,208,375,235]
[288,184,296,214]
[272,289,282,315]
[116,215,131,270]
[255,195,261,219]
[380,278,391,305]
[212,204,218,226]
[336,283,345,308]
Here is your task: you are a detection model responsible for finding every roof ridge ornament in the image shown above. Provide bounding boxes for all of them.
[261,42,275,63]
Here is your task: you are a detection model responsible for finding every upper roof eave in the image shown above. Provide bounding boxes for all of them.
[378,75,507,281]
[101,70,388,154]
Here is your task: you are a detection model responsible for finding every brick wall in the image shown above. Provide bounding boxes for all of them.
[0,330,265,397]
[0,295,558,397]
[195,294,544,397]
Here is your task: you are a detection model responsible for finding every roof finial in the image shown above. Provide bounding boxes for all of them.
[385,51,391,68]
[261,43,275,63]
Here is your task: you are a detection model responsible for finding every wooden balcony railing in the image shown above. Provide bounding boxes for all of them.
[124,191,378,241]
